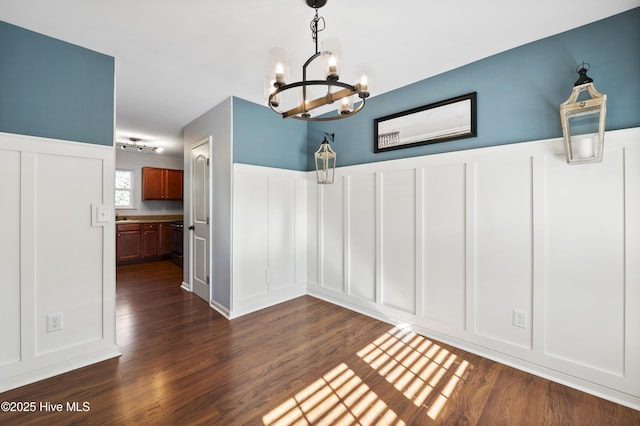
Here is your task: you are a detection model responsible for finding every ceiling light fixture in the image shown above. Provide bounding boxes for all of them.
[116,137,164,153]
[267,0,371,121]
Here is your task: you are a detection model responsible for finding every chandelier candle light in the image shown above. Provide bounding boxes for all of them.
[267,0,371,121]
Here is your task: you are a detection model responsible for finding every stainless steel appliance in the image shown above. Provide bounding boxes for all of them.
[170,221,183,267]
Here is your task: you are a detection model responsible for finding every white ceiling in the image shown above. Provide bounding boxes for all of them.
[1,0,638,156]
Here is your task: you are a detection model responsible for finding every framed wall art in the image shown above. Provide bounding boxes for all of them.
[374,92,477,153]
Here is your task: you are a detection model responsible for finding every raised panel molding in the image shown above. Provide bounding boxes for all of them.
[380,169,417,314]
[474,157,533,349]
[319,177,345,292]
[346,174,376,301]
[544,148,625,375]
[308,128,640,409]
[232,164,307,317]
[0,132,119,394]
[422,164,466,330]
[36,154,105,355]
[268,175,296,291]
[624,144,640,397]
[0,149,21,366]
[233,171,269,301]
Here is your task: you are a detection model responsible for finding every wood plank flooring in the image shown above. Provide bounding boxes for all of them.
[1,260,638,425]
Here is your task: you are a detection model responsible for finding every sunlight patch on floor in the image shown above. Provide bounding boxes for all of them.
[263,363,404,426]
[357,327,470,420]
[263,326,471,424]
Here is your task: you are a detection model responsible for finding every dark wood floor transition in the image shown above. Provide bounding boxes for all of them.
[1,260,638,425]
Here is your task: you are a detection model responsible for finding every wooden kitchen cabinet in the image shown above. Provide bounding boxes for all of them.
[141,167,164,200]
[117,221,176,265]
[165,169,183,200]
[158,223,172,256]
[142,167,183,201]
[116,223,141,262]
[142,223,158,258]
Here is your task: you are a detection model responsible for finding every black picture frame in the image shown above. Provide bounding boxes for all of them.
[374,92,477,153]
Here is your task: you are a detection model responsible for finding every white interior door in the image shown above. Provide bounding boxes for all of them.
[190,137,210,302]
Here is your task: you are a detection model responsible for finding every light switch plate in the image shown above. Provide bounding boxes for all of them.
[92,204,110,226]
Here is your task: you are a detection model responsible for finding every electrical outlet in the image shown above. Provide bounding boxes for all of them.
[47,313,64,332]
[513,309,527,329]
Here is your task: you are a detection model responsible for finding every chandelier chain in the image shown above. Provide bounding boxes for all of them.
[310,8,325,53]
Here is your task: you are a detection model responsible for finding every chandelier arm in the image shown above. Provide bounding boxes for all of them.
[283,89,356,117]
[294,98,366,122]
[270,80,359,118]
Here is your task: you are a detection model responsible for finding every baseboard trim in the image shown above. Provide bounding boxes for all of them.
[230,286,307,319]
[210,299,231,319]
[0,347,121,394]
[306,290,640,411]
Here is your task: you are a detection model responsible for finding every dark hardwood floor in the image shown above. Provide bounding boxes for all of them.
[1,260,638,425]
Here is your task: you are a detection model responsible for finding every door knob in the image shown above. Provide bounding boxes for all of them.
[188,225,195,231]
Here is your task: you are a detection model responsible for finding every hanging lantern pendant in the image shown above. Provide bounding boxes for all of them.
[560,64,607,164]
[315,133,336,184]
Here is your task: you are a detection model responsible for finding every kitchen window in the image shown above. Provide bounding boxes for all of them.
[115,169,135,209]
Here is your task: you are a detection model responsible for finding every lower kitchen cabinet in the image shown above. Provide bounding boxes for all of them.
[142,224,158,257]
[158,223,172,256]
[116,221,175,264]
[116,223,141,262]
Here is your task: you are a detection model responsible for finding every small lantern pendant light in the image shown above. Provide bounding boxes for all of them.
[314,132,336,184]
[560,64,607,164]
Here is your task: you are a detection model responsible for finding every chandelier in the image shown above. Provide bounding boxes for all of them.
[266,0,371,121]
[116,137,164,153]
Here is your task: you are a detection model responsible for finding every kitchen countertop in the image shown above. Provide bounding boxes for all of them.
[115,214,183,224]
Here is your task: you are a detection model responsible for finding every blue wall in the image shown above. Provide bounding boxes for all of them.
[0,21,114,146]
[233,97,307,170]
[307,7,640,169]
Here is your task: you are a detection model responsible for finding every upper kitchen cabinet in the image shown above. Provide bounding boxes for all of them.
[142,167,183,200]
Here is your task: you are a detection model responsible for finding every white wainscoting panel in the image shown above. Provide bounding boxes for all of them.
[0,132,119,394]
[320,178,345,292]
[346,173,376,302]
[624,144,640,398]
[544,148,625,375]
[36,154,105,355]
[307,128,640,409]
[380,169,416,314]
[422,164,466,330]
[268,175,296,291]
[0,149,21,366]
[474,157,533,349]
[233,171,269,301]
[232,164,307,317]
